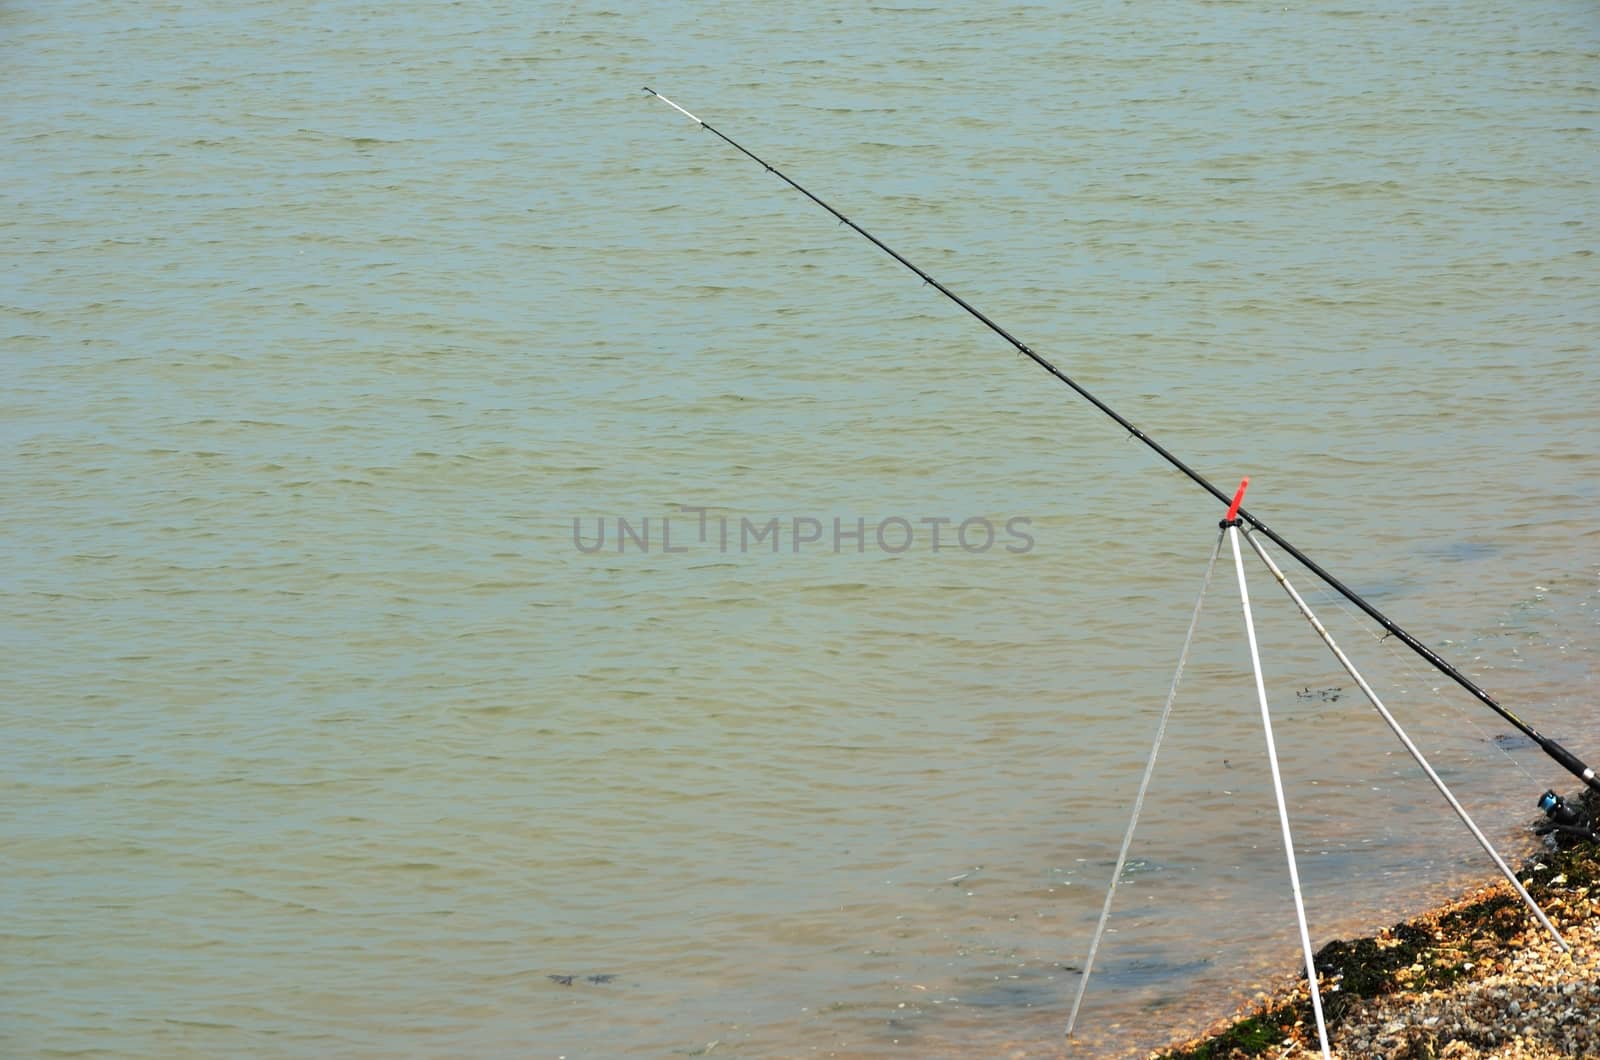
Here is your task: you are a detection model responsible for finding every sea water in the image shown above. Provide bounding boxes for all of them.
[5,2,1598,1055]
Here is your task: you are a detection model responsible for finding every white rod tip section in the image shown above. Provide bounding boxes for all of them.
[643,87,702,125]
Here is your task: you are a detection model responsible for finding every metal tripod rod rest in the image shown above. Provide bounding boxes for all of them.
[644,87,1599,794]
[1070,482,1566,1050]
[1069,481,1333,1056]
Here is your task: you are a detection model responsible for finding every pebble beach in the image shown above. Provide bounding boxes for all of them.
[1151,795,1600,1060]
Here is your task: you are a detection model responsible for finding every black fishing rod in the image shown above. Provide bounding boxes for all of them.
[643,87,1600,795]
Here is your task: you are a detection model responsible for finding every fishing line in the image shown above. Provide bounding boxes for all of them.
[643,87,1598,794]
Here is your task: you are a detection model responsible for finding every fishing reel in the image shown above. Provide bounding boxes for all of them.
[1535,789,1600,846]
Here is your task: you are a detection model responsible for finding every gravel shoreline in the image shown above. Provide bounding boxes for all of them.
[1150,795,1600,1059]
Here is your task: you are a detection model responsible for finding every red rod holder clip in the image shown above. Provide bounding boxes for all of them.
[1225,476,1250,522]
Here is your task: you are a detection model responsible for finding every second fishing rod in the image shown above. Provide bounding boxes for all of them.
[643,87,1599,796]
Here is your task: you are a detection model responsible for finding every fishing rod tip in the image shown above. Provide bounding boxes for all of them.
[642,85,655,95]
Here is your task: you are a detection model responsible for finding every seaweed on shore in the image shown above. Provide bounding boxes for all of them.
[1155,1001,1302,1059]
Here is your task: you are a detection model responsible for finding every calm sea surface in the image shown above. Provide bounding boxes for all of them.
[5,2,1598,1056]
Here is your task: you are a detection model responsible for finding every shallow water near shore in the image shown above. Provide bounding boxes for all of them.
[5,2,1599,1057]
